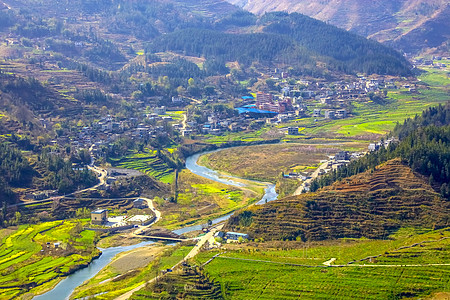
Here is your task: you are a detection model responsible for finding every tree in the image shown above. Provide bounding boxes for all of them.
[14,211,21,225]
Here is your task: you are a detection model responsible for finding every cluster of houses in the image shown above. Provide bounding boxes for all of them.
[368,137,398,151]
[178,109,261,138]
[412,56,448,69]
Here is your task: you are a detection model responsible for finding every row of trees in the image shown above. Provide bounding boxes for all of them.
[311,103,450,200]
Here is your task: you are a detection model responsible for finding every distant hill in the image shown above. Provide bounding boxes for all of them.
[226,0,450,55]
[0,0,412,77]
[147,12,413,76]
[225,159,449,241]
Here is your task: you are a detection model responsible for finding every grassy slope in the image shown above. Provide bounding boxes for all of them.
[0,221,99,299]
[196,228,450,299]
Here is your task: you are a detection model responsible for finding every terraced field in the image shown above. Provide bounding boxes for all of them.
[131,267,222,299]
[109,151,175,183]
[195,228,450,299]
[225,159,448,241]
[0,221,99,298]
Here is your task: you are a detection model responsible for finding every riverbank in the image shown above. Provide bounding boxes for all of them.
[69,243,168,299]
[29,146,279,299]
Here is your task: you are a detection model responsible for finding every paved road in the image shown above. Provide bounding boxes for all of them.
[184,224,223,260]
[129,198,161,237]
[114,224,223,300]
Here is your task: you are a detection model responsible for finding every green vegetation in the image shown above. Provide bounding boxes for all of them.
[109,150,175,184]
[0,221,99,298]
[312,103,450,200]
[156,169,264,229]
[197,228,450,299]
[71,243,195,300]
[0,142,34,206]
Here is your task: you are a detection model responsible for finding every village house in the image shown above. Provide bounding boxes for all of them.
[91,209,108,225]
[225,232,249,241]
[335,151,350,161]
[325,110,335,119]
[287,127,299,135]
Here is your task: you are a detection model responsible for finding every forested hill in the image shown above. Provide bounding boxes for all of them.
[146,12,413,76]
[311,102,450,200]
[1,0,413,76]
[261,13,412,75]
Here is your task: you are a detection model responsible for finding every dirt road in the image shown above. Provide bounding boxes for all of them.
[293,160,329,195]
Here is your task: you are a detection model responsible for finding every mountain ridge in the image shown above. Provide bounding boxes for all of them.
[225,0,449,55]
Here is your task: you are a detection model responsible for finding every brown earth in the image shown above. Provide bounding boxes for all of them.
[225,159,450,241]
[108,245,161,273]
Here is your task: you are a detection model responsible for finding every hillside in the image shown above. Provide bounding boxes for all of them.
[225,159,449,241]
[226,0,449,55]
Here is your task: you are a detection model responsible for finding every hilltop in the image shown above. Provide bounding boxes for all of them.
[226,0,450,55]
[225,159,449,241]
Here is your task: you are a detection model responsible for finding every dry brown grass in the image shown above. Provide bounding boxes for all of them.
[200,143,342,182]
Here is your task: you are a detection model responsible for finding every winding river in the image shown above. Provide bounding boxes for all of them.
[34,148,278,299]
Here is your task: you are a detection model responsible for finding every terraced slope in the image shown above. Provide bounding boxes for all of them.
[131,267,223,299]
[226,159,449,241]
[109,152,175,183]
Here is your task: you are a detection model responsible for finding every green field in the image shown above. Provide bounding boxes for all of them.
[108,150,175,183]
[301,68,449,139]
[195,228,450,299]
[0,221,99,298]
[156,169,265,229]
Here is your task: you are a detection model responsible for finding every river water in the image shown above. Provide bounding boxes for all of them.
[34,148,278,299]
[33,241,155,300]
